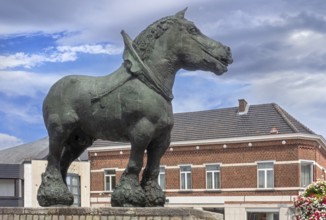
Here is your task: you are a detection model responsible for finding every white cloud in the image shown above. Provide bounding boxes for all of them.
[0,133,23,150]
[0,0,212,45]
[287,30,326,57]
[56,44,123,55]
[0,70,61,97]
[0,100,43,124]
[0,52,76,69]
[0,44,122,70]
[245,71,326,108]
[0,53,45,69]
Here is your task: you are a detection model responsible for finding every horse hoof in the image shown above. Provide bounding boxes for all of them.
[142,180,165,207]
[111,175,145,207]
[37,172,74,207]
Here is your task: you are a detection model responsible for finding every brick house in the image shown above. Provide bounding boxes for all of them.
[88,99,326,220]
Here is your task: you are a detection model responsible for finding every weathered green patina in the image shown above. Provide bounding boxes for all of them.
[37,8,233,207]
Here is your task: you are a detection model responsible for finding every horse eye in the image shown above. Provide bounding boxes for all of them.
[189,27,198,34]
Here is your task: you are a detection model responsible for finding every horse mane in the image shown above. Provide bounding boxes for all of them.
[133,16,178,60]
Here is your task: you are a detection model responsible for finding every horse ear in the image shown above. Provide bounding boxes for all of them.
[121,30,142,74]
[175,7,187,19]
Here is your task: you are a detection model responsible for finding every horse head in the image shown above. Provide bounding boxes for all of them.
[173,8,233,75]
[125,8,233,77]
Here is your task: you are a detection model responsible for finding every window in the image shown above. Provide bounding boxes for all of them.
[104,169,116,192]
[66,174,81,207]
[257,162,274,189]
[247,212,279,220]
[180,165,192,190]
[206,164,220,189]
[301,162,313,188]
[158,166,166,190]
[0,179,15,197]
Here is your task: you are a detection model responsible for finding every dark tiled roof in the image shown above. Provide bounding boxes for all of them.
[0,137,49,164]
[172,103,314,141]
[0,137,89,164]
[92,102,314,148]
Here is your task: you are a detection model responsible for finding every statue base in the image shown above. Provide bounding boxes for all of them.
[0,207,222,220]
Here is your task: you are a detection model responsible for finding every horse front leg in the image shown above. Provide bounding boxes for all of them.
[111,118,154,207]
[141,130,171,207]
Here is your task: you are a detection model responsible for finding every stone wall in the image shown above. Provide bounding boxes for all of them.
[0,207,222,220]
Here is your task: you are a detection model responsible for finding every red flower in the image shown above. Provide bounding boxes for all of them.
[322,197,326,204]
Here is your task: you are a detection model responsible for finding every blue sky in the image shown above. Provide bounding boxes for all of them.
[0,0,326,149]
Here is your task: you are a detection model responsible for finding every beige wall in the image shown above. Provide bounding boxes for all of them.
[25,160,90,207]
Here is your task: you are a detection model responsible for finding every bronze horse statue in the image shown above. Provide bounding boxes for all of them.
[37,8,233,207]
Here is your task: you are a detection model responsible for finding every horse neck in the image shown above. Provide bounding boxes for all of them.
[145,54,179,93]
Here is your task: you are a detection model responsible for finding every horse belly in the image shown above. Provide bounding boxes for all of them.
[78,96,130,142]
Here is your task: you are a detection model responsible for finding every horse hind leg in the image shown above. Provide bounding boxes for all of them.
[37,112,78,207]
[60,129,94,185]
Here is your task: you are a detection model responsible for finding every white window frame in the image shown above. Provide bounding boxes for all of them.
[104,169,116,192]
[205,164,221,190]
[158,166,166,190]
[257,161,274,189]
[180,165,192,190]
[300,160,314,188]
[66,173,81,207]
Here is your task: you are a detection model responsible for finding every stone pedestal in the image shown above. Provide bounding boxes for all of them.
[0,207,223,220]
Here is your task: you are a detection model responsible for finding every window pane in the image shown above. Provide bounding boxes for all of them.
[112,176,116,189]
[206,165,219,171]
[258,162,273,169]
[159,174,165,190]
[105,170,115,175]
[180,166,191,171]
[214,172,220,189]
[66,176,71,185]
[181,173,185,189]
[267,170,274,188]
[74,196,79,203]
[0,179,15,196]
[72,177,78,186]
[258,170,265,188]
[187,173,192,189]
[207,172,212,189]
[106,176,111,191]
[158,166,166,190]
[301,164,312,187]
[72,187,78,194]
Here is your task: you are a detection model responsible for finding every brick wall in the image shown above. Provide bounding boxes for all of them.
[89,138,325,206]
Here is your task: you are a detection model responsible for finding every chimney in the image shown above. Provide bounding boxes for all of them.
[238,99,248,115]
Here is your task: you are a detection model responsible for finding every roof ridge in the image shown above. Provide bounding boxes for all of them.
[272,103,315,134]
[272,103,299,133]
